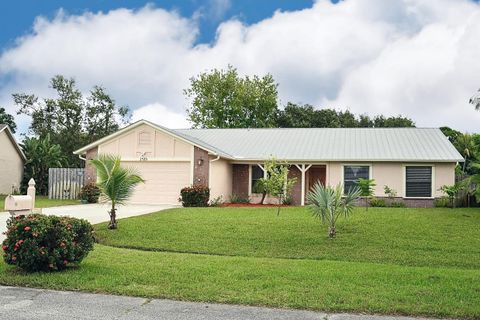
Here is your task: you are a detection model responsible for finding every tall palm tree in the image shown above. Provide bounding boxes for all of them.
[90,154,144,229]
[307,182,360,238]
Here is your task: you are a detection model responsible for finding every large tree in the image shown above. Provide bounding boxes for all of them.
[185,66,278,128]
[0,107,17,133]
[13,75,130,167]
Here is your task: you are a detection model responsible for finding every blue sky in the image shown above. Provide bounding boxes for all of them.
[0,1,314,49]
[0,0,479,134]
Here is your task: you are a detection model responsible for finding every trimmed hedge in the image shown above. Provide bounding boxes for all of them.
[2,214,94,272]
[179,185,210,207]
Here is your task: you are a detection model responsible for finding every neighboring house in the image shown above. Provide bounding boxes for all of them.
[74,120,463,207]
[0,124,26,195]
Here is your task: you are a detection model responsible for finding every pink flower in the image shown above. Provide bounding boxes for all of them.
[24,226,31,231]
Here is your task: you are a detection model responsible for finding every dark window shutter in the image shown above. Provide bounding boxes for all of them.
[405,166,432,197]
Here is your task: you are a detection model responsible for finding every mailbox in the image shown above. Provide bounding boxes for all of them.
[4,195,33,216]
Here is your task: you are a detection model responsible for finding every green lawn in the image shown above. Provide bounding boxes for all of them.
[0,195,79,209]
[94,207,480,269]
[1,207,479,318]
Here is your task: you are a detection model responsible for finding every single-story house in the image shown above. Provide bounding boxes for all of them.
[0,124,26,195]
[74,119,463,207]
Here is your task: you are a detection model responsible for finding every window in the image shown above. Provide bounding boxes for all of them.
[405,166,432,198]
[343,165,369,193]
[251,165,264,193]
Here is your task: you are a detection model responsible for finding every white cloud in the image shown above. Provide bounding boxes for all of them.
[131,103,190,128]
[1,0,480,134]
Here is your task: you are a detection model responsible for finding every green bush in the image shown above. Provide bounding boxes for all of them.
[79,183,101,203]
[390,201,406,208]
[369,198,386,207]
[230,193,250,204]
[179,185,210,207]
[2,214,94,272]
[434,197,450,208]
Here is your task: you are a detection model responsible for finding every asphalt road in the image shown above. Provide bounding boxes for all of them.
[0,286,435,320]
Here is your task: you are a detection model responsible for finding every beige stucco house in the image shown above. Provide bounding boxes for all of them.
[0,125,26,195]
[74,120,463,207]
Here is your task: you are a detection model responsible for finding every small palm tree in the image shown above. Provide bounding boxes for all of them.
[307,182,360,238]
[90,154,145,229]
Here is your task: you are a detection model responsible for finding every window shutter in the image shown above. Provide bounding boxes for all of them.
[405,166,432,197]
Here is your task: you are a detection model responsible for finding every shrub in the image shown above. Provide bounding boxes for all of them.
[2,214,94,272]
[209,196,224,207]
[369,197,386,207]
[79,183,101,203]
[390,201,406,208]
[434,197,450,208]
[230,193,250,204]
[179,185,210,207]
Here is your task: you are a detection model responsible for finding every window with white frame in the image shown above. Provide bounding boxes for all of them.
[405,166,432,198]
[251,165,264,193]
[343,165,370,193]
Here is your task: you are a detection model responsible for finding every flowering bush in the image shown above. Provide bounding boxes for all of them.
[179,185,210,207]
[79,183,101,203]
[2,214,94,272]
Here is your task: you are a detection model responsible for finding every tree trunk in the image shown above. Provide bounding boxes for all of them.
[259,191,267,204]
[108,207,117,229]
[328,226,336,238]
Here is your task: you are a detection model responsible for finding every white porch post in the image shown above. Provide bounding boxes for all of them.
[295,164,312,206]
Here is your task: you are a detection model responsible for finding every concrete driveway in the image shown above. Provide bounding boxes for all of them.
[0,203,175,242]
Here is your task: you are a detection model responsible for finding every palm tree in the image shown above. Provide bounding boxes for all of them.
[90,154,144,229]
[454,133,474,172]
[307,182,360,238]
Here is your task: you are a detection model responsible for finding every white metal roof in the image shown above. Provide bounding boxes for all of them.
[175,127,463,162]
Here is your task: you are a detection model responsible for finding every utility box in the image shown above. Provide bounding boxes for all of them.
[4,195,33,216]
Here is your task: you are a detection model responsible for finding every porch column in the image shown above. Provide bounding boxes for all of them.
[295,164,312,206]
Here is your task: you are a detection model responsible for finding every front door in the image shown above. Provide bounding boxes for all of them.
[307,166,326,192]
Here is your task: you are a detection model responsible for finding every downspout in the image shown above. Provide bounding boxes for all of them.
[78,154,86,161]
[208,155,220,190]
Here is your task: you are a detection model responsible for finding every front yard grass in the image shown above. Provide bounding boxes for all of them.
[1,207,479,318]
[0,195,79,209]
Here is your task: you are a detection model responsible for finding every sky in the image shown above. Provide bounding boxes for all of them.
[0,0,479,136]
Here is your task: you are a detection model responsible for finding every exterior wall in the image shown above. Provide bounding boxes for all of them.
[434,163,455,197]
[209,158,232,201]
[97,123,192,160]
[288,165,302,205]
[232,164,249,199]
[84,147,98,184]
[193,147,209,186]
[0,131,23,194]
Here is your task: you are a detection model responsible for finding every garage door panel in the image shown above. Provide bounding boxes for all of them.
[121,161,191,204]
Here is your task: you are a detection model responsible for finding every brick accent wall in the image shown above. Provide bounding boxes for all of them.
[288,166,302,205]
[232,164,249,198]
[193,147,209,186]
[84,147,98,184]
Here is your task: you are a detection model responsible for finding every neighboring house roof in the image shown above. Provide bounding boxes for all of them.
[0,124,27,161]
[175,127,464,162]
[74,120,463,162]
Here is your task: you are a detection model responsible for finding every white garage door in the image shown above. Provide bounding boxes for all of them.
[121,161,191,204]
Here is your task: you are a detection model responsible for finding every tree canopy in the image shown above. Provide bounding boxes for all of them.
[277,103,415,128]
[13,75,130,167]
[0,107,17,133]
[185,66,278,128]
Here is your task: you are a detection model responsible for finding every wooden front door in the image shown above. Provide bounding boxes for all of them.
[307,166,326,192]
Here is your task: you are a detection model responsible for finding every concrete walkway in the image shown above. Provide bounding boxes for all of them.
[0,203,175,242]
[0,286,435,320]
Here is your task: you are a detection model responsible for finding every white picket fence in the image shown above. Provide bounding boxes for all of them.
[48,168,85,200]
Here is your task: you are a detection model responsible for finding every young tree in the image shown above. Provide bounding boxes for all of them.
[21,134,65,195]
[258,158,296,215]
[356,178,376,211]
[90,154,144,229]
[307,183,360,238]
[13,75,130,167]
[440,184,464,208]
[185,65,279,128]
[0,107,17,133]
